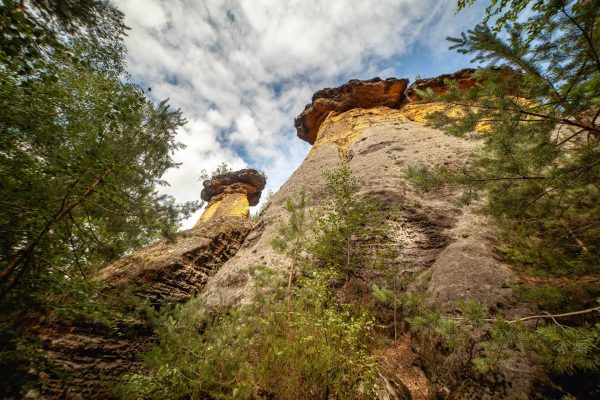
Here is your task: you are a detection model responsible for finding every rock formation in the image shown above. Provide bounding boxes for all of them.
[294,77,409,144]
[200,71,545,399]
[36,71,553,399]
[96,168,265,305]
[197,168,266,225]
[403,68,478,101]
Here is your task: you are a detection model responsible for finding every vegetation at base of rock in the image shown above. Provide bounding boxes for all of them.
[119,268,378,400]
[1,1,197,396]
[120,164,400,399]
[401,292,600,376]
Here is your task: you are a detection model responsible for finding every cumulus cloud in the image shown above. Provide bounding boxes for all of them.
[119,0,485,228]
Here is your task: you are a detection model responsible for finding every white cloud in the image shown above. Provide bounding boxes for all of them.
[119,0,484,228]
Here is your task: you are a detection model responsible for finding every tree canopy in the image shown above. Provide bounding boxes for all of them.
[1,1,198,394]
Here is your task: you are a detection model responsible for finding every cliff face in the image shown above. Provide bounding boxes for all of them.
[38,71,546,399]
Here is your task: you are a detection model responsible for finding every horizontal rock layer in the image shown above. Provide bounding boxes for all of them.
[38,215,253,399]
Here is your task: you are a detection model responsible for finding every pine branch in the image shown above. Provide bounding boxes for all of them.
[559,3,600,72]
[449,305,600,324]
[438,99,600,136]
[0,167,113,288]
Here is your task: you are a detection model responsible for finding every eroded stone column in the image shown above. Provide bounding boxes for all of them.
[196,169,266,225]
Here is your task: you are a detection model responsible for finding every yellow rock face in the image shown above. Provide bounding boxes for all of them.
[309,103,491,160]
[198,193,249,224]
[400,102,491,132]
[311,107,406,159]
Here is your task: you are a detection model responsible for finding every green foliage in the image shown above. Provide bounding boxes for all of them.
[521,324,600,374]
[403,292,600,376]
[472,317,522,373]
[269,190,309,259]
[457,0,547,34]
[371,283,396,307]
[429,0,600,276]
[0,1,197,395]
[402,292,469,350]
[408,311,468,351]
[512,284,567,310]
[511,283,600,312]
[473,317,600,375]
[0,0,197,304]
[457,299,488,327]
[0,1,127,81]
[312,163,392,284]
[124,269,378,400]
[427,1,600,383]
[198,162,233,181]
[0,279,152,396]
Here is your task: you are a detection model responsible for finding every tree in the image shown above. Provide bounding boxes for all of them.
[422,0,599,275]
[0,2,198,394]
[120,165,381,400]
[412,1,600,392]
[0,0,200,297]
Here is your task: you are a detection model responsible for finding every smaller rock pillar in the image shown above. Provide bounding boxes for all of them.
[196,168,266,226]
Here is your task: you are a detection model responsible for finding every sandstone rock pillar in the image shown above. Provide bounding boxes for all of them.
[196,169,266,224]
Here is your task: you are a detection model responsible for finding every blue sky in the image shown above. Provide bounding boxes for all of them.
[118,0,488,227]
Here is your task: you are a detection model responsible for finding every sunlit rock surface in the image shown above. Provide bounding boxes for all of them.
[294,77,409,144]
[201,72,546,399]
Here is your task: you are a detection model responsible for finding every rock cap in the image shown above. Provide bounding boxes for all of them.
[201,168,266,206]
[404,67,517,102]
[295,77,409,145]
[404,68,476,102]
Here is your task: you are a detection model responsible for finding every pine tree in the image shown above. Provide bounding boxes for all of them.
[413,1,600,390]
[423,0,600,275]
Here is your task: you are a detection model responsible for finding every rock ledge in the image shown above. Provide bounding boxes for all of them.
[294,77,409,144]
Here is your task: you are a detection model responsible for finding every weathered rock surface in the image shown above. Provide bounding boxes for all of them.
[96,218,252,305]
[404,68,477,101]
[294,77,409,144]
[36,320,153,400]
[36,71,554,399]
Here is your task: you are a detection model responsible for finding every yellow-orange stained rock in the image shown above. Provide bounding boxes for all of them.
[199,192,249,224]
[400,102,491,132]
[311,107,406,159]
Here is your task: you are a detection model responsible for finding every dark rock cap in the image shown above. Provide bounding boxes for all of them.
[200,168,266,206]
[294,77,409,145]
[404,67,517,102]
[404,68,477,102]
